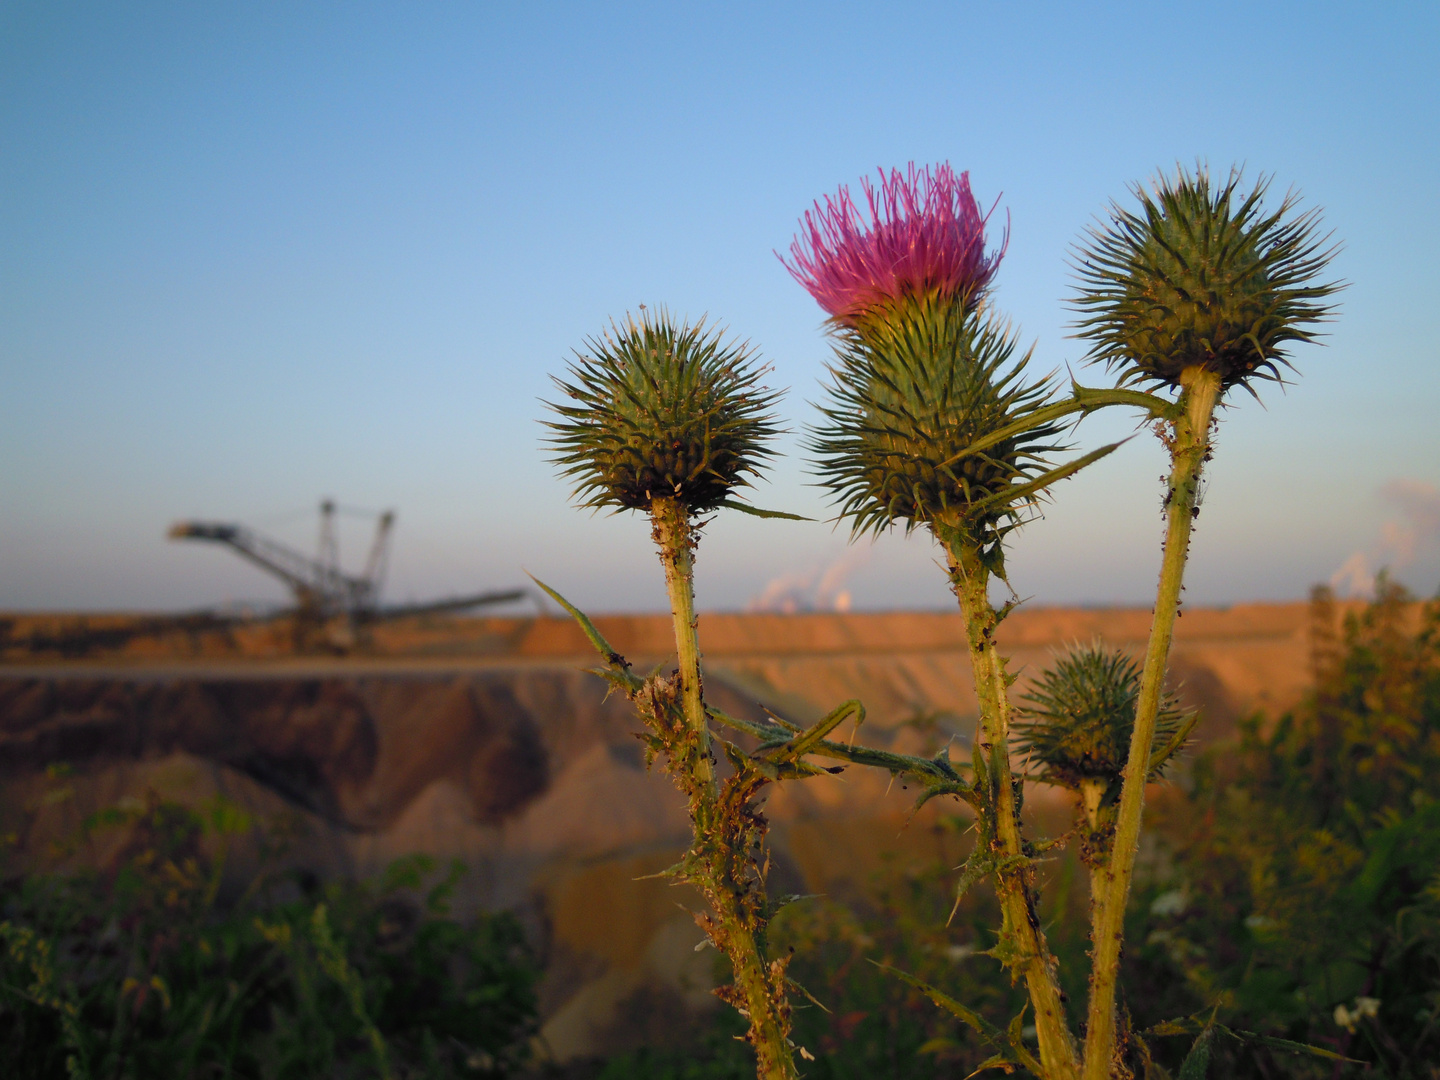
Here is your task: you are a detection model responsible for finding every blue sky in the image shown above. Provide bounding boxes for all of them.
[2,1,1437,614]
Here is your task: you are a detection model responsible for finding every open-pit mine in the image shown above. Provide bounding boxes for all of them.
[0,603,1320,1059]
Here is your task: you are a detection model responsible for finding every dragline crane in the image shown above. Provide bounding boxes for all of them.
[168,501,525,649]
[168,500,393,623]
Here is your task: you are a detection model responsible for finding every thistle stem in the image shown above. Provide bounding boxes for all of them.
[948,538,1080,1080]
[651,498,797,1080]
[1079,779,1105,836]
[653,499,714,792]
[1082,366,1221,1080]
[1076,780,1110,962]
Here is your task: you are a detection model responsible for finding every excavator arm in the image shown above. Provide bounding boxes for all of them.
[168,521,334,609]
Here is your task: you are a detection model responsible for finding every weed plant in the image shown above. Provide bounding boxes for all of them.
[1125,583,1440,1077]
[543,161,1349,1079]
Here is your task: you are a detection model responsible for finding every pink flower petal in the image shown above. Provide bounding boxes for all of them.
[784,163,1006,324]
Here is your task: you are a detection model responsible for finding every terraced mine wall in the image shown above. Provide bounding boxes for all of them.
[0,604,1320,1059]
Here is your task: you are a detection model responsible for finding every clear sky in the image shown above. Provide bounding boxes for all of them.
[2,1,1437,615]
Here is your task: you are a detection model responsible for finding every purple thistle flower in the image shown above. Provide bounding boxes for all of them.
[783,163,1007,325]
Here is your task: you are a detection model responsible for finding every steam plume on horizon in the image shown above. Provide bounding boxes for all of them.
[1330,479,1440,596]
[746,546,872,613]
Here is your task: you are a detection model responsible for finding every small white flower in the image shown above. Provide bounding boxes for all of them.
[1150,890,1187,917]
[1334,997,1380,1032]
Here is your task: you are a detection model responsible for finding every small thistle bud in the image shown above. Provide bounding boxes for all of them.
[544,309,780,515]
[1015,646,1193,869]
[1071,164,1342,392]
[1014,645,1191,805]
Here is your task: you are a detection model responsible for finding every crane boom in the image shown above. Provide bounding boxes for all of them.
[361,511,396,598]
[167,520,372,617]
[168,503,527,654]
[362,588,527,621]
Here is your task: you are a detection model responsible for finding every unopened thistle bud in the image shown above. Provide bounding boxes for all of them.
[545,309,780,514]
[1071,164,1342,392]
[809,304,1062,536]
[1014,645,1191,803]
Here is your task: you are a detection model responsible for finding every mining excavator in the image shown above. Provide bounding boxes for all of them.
[167,500,526,650]
[0,503,528,659]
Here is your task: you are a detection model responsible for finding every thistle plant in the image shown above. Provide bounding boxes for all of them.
[788,163,1126,1079]
[544,309,801,1077]
[542,309,970,1080]
[534,161,1341,1080]
[1070,165,1341,1078]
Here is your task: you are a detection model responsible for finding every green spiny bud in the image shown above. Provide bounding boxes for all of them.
[1014,644,1191,795]
[1071,164,1342,392]
[807,294,1063,538]
[545,309,781,514]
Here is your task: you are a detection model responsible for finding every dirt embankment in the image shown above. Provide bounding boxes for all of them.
[0,604,1327,1059]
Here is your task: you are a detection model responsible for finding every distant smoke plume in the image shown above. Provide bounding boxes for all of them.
[1330,479,1440,596]
[747,546,872,613]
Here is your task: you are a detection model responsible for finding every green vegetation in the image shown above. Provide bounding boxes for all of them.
[5,584,1436,1079]
[1127,582,1440,1076]
[0,794,538,1079]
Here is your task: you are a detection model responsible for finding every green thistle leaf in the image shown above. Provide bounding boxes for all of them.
[715,498,811,521]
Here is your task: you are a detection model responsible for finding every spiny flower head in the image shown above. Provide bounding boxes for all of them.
[1014,644,1191,792]
[784,163,1006,328]
[545,309,780,514]
[808,298,1064,539]
[1071,164,1341,392]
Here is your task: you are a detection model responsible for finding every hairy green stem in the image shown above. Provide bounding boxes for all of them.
[947,538,1081,1080]
[1082,367,1221,1079]
[653,500,714,793]
[1076,780,1110,957]
[651,498,797,1080]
